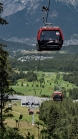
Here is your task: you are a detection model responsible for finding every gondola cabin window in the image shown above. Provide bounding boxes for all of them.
[40,30,61,41]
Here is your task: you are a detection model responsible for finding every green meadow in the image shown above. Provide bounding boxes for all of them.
[11,71,76,97]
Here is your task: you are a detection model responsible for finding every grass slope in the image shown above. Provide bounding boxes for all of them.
[11,72,77,97]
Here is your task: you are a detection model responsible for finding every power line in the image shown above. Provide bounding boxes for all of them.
[36,52,42,75]
[67,52,78,71]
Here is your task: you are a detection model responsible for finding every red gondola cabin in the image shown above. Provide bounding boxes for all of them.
[29,109,34,115]
[36,24,64,51]
[52,91,63,101]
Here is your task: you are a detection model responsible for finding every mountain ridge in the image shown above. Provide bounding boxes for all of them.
[2,0,78,18]
[0,0,78,45]
[0,37,78,55]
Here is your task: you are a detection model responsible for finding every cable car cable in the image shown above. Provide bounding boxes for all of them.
[67,52,78,71]
[42,0,50,24]
[52,52,78,101]
[33,52,41,95]
[36,52,42,75]
[37,0,64,51]
[59,52,78,93]
[66,3,78,21]
[46,0,50,23]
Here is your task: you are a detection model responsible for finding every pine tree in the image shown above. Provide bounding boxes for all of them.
[0,2,8,24]
[0,2,9,128]
[69,116,78,139]
[0,45,12,128]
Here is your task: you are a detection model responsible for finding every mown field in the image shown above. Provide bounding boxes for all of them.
[11,71,76,97]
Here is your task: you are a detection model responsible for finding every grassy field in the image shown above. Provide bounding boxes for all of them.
[4,101,43,139]
[11,71,76,97]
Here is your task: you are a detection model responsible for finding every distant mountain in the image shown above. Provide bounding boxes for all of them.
[0,0,78,46]
[0,38,78,55]
[0,38,34,51]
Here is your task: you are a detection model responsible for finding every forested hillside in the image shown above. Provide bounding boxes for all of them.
[39,98,78,139]
[8,49,78,100]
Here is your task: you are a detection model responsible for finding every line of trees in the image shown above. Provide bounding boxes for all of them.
[63,72,78,86]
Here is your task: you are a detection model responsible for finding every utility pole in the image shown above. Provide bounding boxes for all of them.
[32,112,34,125]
